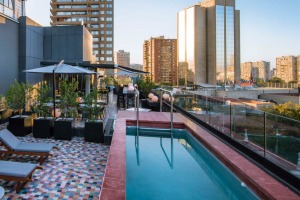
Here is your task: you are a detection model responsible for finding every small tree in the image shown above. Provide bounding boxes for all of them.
[33,83,52,118]
[136,76,157,98]
[58,79,79,118]
[5,80,33,117]
[82,89,103,121]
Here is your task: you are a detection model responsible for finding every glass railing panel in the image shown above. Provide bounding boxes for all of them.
[231,106,265,151]
[265,113,300,174]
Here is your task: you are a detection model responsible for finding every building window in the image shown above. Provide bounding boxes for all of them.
[106,24,113,28]
[107,37,113,41]
[106,57,113,61]
[91,5,99,8]
[106,31,112,35]
[107,4,113,8]
[107,11,113,15]
[106,17,113,21]
[100,57,105,61]
[106,51,113,55]
[92,11,99,15]
[106,44,112,48]
[91,31,99,35]
[93,38,99,42]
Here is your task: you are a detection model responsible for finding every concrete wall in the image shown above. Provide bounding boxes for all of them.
[18,17,44,84]
[216,90,259,99]
[0,16,19,94]
[259,94,300,104]
[44,25,85,63]
[234,10,240,82]
[206,6,216,85]
[82,26,95,62]
[194,6,207,84]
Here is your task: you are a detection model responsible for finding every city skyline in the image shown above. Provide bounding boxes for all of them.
[26,0,300,68]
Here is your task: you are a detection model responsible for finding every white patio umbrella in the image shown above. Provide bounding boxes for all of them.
[24,64,95,75]
[24,61,96,117]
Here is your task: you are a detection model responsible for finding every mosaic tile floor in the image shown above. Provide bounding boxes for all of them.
[0,136,110,200]
[0,90,118,199]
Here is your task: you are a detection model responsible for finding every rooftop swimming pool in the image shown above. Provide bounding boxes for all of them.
[126,127,259,200]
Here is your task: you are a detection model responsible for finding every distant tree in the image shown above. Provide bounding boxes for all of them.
[267,77,285,83]
[254,77,266,87]
[262,101,300,121]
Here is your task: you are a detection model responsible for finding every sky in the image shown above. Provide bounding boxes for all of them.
[26,0,300,69]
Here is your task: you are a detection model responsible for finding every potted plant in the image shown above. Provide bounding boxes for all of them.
[32,83,54,138]
[83,89,104,143]
[0,95,12,123]
[6,80,33,136]
[54,79,78,140]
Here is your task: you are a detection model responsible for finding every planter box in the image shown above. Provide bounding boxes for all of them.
[33,117,54,138]
[85,120,104,143]
[54,118,75,140]
[7,115,33,136]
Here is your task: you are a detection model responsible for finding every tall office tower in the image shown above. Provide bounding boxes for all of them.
[241,61,270,82]
[0,0,22,20]
[143,36,177,84]
[114,50,130,67]
[178,0,240,85]
[276,56,297,83]
[50,0,114,64]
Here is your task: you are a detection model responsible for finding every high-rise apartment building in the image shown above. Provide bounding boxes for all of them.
[0,0,22,20]
[241,61,270,82]
[276,56,298,83]
[114,50,130,67]
[143,36,177,84]
[130,64,143,71]
[50,0,114,64]
[178,0,240,85]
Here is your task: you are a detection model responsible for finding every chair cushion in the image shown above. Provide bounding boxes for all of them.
[0,161,38,178]
[14,142,54,153]
[0,129,21,150]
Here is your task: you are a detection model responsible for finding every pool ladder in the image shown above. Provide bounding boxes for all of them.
[134,88,174,135]
[134,88,174,167]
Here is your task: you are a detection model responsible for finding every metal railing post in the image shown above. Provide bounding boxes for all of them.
[159,89,174,131]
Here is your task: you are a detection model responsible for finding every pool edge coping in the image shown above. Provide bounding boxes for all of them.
[100,111,299,200]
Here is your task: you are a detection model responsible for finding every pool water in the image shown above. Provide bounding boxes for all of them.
[126,127,259,200]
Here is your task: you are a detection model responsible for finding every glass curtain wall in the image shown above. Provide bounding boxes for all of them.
[216,5,225,84]
[226,6,235,84]
[216,5,235,85]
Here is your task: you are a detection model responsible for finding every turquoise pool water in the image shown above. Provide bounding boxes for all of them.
[126,127,260,200]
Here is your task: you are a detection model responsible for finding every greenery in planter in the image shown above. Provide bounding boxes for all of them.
[5,80,33,117]
[58,79,79,118]
[82,89,104,121]
[32,83,52,118]
[136,76,157,98]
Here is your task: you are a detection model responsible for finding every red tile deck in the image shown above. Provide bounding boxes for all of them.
[100,111,299,200]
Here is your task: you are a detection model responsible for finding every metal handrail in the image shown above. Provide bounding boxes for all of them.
[134,88,140,129]
[159,89,174,132]
[134,88,140,153]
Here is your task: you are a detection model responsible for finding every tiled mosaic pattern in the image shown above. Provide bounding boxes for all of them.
[0,136,109,200]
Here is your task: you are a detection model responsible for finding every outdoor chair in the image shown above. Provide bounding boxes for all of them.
[0,160,42,192]
[0,129,57,165]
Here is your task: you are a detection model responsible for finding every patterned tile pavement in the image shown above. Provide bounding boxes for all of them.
[0,136,110,200]
[0,91,119,199]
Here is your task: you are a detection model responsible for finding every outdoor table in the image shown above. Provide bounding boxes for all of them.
[123,87,135,109]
